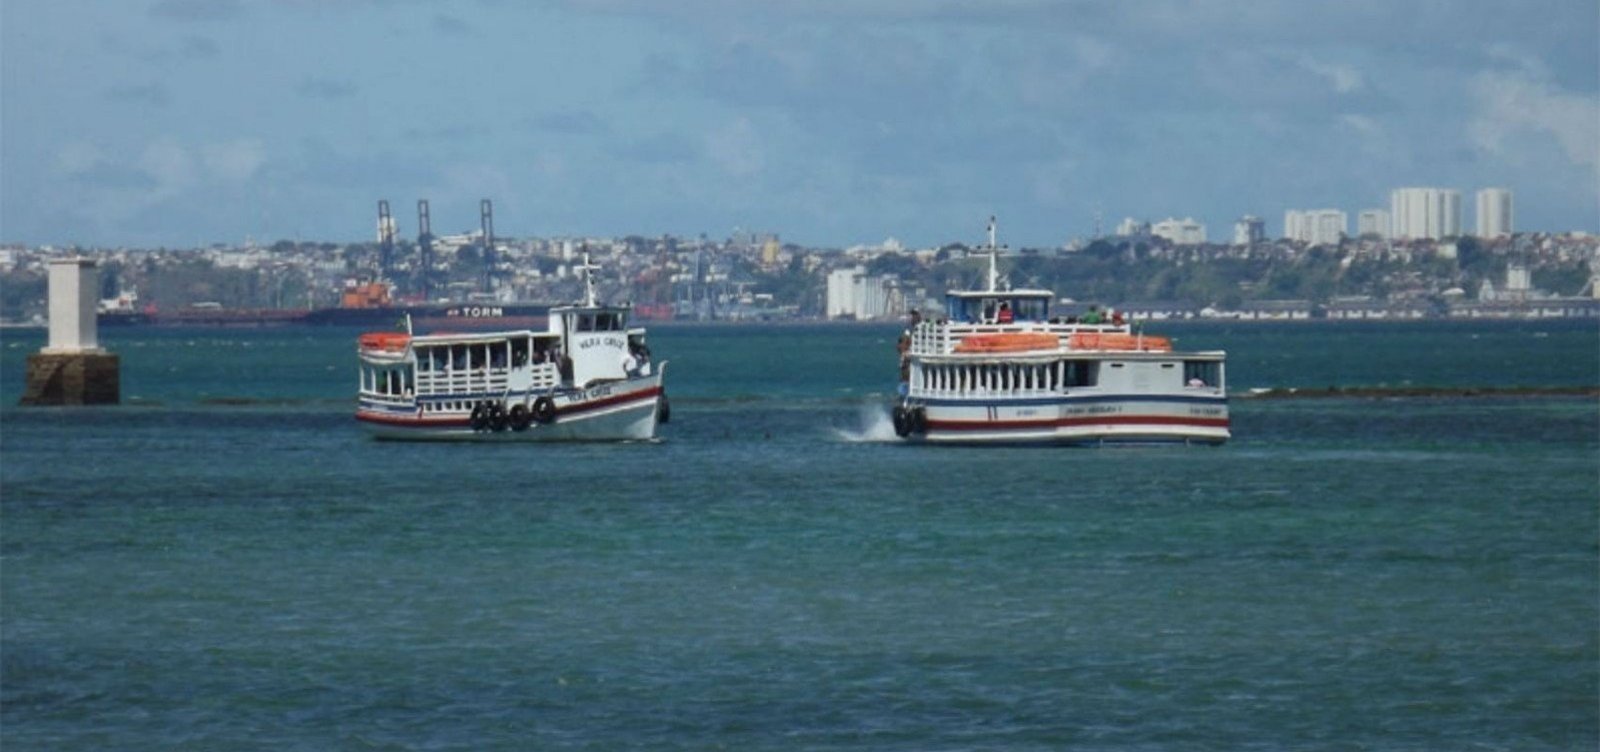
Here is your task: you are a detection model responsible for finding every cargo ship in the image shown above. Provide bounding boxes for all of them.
[94,281,551,330]
[302,282,550,330]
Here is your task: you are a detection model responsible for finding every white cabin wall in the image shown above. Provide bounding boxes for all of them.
[569,332,628,386]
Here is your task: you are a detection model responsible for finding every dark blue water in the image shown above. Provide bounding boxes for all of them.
[3,321,1597,749]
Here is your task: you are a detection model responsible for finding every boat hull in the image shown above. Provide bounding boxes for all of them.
[903,393,1229,446]
[356,375,665,442]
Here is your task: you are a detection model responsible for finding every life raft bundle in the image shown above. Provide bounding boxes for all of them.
[952,332,1061,353]
[358,331,411,352]
[1066,332,1172,352]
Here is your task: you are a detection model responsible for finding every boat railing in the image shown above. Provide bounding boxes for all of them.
[415,362,560,397]
[909,320,1131,356]
[907,359,1067,400]
[358,389,413,406]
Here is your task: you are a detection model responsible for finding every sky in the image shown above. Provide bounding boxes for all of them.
[2,0,1597,249]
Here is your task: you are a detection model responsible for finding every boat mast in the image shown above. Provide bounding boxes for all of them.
[986,215,1000,292]
[578,252,601,308]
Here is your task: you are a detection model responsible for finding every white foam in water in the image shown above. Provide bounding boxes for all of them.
[835,400,902,443]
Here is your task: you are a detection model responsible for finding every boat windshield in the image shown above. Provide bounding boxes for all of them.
[946,294,1050,324]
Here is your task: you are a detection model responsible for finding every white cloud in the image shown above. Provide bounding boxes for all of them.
[1470,69,1600,172]
[706,117,764,177]
[1338,114,1379,136]
[55,143,105,176]
[137,140,199,196]
[201,140,267,182]
[1298,56,1363,94]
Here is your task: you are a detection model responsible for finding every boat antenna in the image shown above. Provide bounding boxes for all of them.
[578,252,601,308]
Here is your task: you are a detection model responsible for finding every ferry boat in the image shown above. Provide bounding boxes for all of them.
[355,257,667,441]
[892,219,1228,445]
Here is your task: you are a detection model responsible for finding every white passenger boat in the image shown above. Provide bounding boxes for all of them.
[355,258,667,441]
[893,219,1228,445]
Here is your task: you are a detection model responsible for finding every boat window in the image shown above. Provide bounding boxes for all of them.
[414,347,431,372]
[451,345,467,371]
[1011,298,1048,321]
[1184,360,1220,388]
[576,313,595,332]
[1063,361,1098,388]
[510,337,529,367]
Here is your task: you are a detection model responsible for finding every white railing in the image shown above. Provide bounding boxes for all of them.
[907,361,1065,399]
[909,320,1130,356]
[414,363,560,397]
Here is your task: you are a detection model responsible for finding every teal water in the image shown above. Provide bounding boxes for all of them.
[3,321,1597,749]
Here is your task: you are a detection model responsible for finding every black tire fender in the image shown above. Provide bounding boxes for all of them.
[532,396,557,424]
[508,403,531,432]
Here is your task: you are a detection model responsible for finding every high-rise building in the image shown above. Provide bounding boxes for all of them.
[1152,217,1206,245]
[1475,188,1514,238]
[1357,209,1390,239]
[1233,216,1265,246]
[826,266,897,320]
[1390,187,1462,240]
[1284,209,1347,246]
[1115,217,1151,237]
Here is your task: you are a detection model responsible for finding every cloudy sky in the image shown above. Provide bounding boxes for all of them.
[2,0,1596,248]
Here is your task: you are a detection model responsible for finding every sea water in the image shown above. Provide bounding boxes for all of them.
[2,321,1596,750]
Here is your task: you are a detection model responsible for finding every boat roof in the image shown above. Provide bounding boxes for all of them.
[409,330,558,345]
[946,288,1053,299]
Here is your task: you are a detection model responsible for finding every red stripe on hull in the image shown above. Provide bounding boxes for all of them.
[556,386,662,418]
[355,411,470,428]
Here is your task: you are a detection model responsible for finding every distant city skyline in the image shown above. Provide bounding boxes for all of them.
[2,1,1596,249]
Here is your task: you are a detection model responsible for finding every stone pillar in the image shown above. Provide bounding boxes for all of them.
[20,258,120,406]
[45,258,99,354]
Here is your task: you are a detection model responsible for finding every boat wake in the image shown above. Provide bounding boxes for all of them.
[834,401,901,443]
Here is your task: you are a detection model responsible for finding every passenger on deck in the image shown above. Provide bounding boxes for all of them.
[622,347,641,377]
[1082,305,1103,324]
[997,302,1014,324]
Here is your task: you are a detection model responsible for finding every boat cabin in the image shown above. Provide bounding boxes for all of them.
[945,289,1052,325]
[551,302,650,387]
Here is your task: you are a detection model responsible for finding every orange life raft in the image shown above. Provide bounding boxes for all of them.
[1066,332,1172,352]
[953,332,1061,353]
[358,332,411,352]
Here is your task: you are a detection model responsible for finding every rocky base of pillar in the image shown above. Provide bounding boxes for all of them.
[19,352,120,406]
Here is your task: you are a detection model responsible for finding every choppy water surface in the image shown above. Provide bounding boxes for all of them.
[3,321,1597,749]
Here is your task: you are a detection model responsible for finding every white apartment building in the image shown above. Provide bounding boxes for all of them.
[1357,209,1390,239]
[1283,209,1347,246]
[1233,216,1265,246]
[1475,188,1513,238]
[826,266,897,320]
[1115,217,1151,237]
[1390,187,1462,240]
[1152,217,1206,245]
